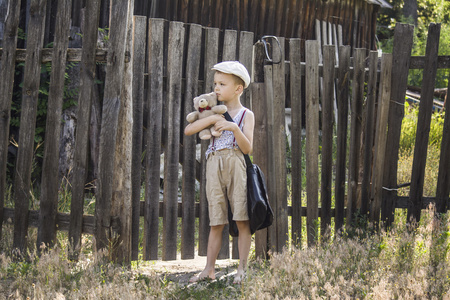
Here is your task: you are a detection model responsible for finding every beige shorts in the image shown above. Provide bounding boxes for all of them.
[206,148,248,226]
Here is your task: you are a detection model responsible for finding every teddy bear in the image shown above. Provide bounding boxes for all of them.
[186,92,227,140]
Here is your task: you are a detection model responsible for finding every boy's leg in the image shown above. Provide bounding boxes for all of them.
[235,220,251,283]
[190,224,225,282]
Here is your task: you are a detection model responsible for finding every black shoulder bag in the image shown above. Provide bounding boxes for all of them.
[223,111,274,237]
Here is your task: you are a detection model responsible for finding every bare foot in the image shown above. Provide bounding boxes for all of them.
[189,270,215,283]
[233,270,245,284]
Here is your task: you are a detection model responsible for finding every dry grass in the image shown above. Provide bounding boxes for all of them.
[1,207,449,299]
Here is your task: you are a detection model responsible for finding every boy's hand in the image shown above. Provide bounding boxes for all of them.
[214,119,238,133]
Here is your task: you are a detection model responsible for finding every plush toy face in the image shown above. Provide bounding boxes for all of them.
[193,92,217,112]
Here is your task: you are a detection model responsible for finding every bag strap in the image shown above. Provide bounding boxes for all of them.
[223,111,253,167]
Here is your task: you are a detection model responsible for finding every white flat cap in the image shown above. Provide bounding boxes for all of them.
[212,61,251,88]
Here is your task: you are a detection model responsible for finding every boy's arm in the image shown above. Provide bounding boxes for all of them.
[184,114,224,136]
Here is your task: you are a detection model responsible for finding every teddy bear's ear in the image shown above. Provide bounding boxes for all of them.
[208,92,216,98]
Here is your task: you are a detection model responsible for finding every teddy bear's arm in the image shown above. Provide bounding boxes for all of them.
[186,111,199,123]
[211,104,227,114]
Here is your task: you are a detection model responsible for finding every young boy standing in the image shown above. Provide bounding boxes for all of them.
[184,61,254,284]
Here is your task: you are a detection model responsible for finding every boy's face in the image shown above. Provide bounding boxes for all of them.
[213,72,243,102]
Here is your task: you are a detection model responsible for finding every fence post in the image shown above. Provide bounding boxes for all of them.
[12,0,47,254]
[360,51,379,217]
[321,45,336,236]
[335,45,350,233]
[265,37,288,252]
[253,41,270,257]
[305,40,320,246]
[144,18,165,260]
[181,23,202,260]
[346,48,365,226]
[407,23,441,223]
[0,0,20,242]
[37,0,72,250]
[110,0,136,264]
[370,53,393,225]
[162,21,185,261]
[131,15,147,261]
[68,0,101,260]
[290,38,303,246]
[95,0,130,252]
[381,23,414,226]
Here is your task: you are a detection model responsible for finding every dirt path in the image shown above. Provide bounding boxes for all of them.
[137,254,239,285]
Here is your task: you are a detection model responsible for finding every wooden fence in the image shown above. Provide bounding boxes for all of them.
[1,0,450,263]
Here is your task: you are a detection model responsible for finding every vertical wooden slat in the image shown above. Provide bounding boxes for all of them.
[131,16,147,261]
[305,40,319,246]
[264,64,276,251]
[222,29,237,61]
[360,51,378,216]
[162,21,185,261]
[381,23,414,226]
[435,72,450,213]
[37,0,72,249]
[69,0,101,259]
[407,23,441,223]
[198,27,219,256]
[253,42,269,257]
[346,48,365,225]
[95,0,130,252]
[290,38,302,245]
[0,0,20,241]
[144,18,165,260]
[182,23,202,260]
[111,0,135,263]
[238,31,253,109]
[273,38,288,252]
[370,53,392,225]
[12,0,47,253]
[321,45,335,235]
[335,45,350,232]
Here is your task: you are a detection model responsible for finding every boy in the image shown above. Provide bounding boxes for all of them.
[184,61,254,284]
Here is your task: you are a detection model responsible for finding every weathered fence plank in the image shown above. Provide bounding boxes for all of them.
[252,42,270,257]
[238,31,254,109]
[290,38,303,245]
[435,73,450,213]
[335,45,350,232]
[407,23,441,223]
[13,0,47,253]
[95,0,130,251]
[69,0,102,259]
[264,64,277,251]
[111,0,135,264]
[199,27,219,257]
[37,0,72,249]
[181,23,202,260]
[131,16,147,261]
[360,50,378,216]
[162,21,185,261]
[0,0,20,241]
[272,38,288,251]
[370,53,392,224]
[346,48,365,225]
[381,23,414,226]
[144,18,165,260]
[321,45,335,235]
[305,40,320,245]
